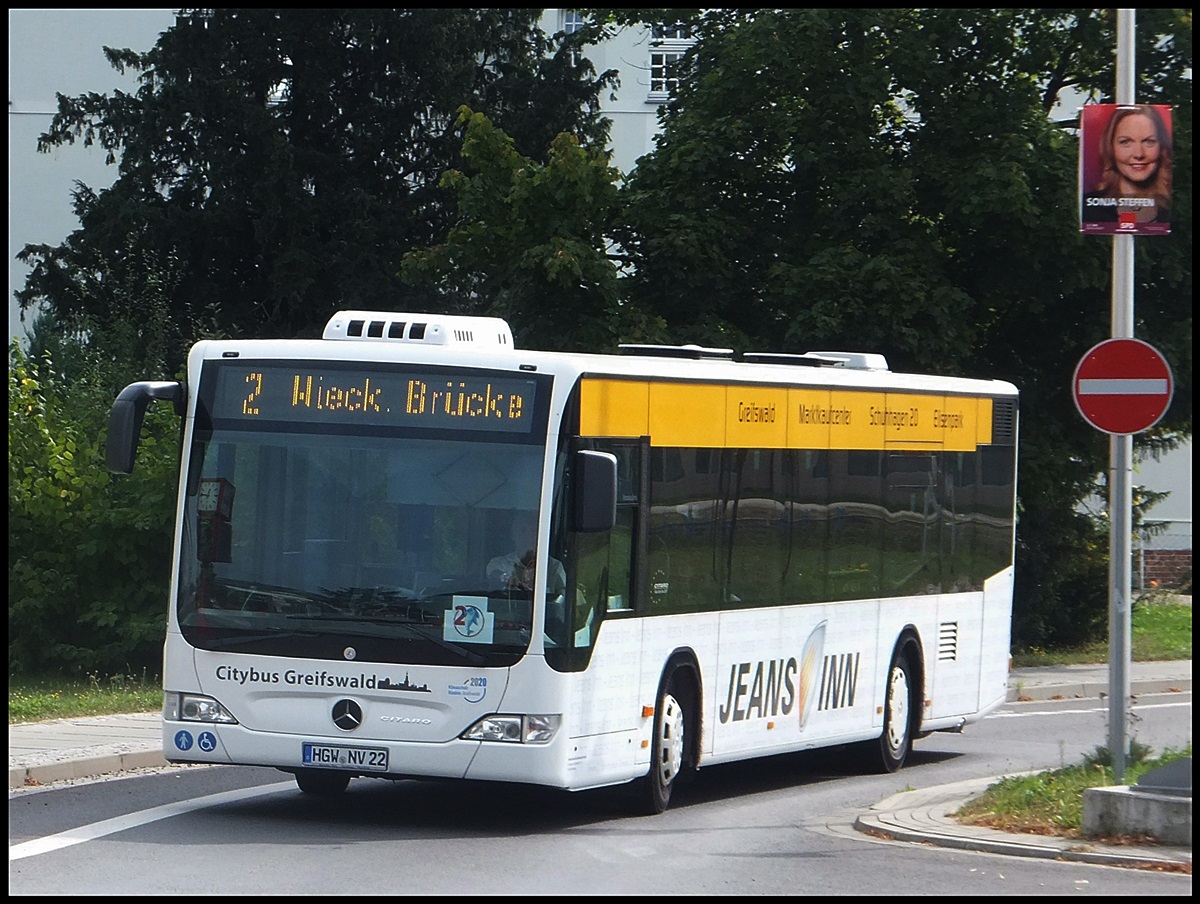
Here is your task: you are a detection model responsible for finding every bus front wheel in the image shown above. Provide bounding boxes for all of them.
[637,678,687,815]
[865,646,914,774]
[294,769,351,795]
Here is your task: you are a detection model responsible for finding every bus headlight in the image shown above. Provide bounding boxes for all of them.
[461,714,561,744]
[167,692,239,724]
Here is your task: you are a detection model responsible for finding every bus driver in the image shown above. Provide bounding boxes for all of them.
[487,510,567,596]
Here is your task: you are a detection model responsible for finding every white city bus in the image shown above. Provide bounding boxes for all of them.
[107,310,1018,813]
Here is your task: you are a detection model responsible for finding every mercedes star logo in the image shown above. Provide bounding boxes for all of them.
[332,698,363,732]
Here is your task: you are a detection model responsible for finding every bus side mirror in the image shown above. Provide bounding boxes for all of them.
[573,450,617,533]
[106,381,183,474]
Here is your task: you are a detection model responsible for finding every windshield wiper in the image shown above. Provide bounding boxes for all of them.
[286,614,427,624]
[202,631,316,649]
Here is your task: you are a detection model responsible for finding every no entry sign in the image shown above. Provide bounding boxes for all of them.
[1073,338,1174,434]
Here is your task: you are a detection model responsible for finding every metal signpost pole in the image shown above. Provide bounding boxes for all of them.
[1108,7,1136,783]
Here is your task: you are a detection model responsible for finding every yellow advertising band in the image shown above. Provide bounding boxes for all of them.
[579,379,994,452]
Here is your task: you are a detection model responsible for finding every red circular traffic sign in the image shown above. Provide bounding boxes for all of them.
[1073,338,1174,434]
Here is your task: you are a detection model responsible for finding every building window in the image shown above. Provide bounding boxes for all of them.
[175,8,213,28]
[651,23,693,42]
[647,21,695,102]
[563,10,585,34]
[649,50,688,97]
[561,9,585,66]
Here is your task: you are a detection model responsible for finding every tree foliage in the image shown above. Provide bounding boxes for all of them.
[16,9,616,372]
[10,240,204,677]
[8,335,179,677]
[401,106,663,350]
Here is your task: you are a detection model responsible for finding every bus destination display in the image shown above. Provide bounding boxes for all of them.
[211,364,536,433]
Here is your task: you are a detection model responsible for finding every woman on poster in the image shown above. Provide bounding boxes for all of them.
[1081,104,1173,230]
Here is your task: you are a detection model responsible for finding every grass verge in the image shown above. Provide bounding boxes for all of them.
[8,671,163,725]
[1011,590,1191,667]
[955,742,1193,838]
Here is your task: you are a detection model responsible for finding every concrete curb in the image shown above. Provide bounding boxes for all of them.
[1006,678,1189,702]
[8,711,166,790]
[856,812,1193,869]
[855,777,1193,869]
[10,749,170,790]
[1006,672,1191,702]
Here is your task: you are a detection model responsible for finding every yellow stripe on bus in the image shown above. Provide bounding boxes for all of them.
[580,379,994,452]
[578,378,650,437]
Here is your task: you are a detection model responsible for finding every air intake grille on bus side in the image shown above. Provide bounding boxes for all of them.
[991,399,1017,445]
[938,621,959,661]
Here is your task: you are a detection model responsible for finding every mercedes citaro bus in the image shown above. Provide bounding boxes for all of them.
[107,310,1018,814]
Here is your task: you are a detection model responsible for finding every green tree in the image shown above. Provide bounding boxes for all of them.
[16,8,617,373]
[402,106,663,351]
[10,244,191,677]
[8,337,179,677]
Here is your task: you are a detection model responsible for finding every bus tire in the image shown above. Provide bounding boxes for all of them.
[866,646,914,774]
[636,674,687,815]
[294,769,351,795]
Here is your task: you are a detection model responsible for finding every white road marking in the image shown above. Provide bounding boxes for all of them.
[991,700,1190,718]
[9,781,295,861]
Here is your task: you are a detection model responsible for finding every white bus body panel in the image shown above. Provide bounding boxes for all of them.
[164,646,608,787]
[154,327,1017,792]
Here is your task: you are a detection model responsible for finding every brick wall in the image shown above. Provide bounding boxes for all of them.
[1139,549,1192,589]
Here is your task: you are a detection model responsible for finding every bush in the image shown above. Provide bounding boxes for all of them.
[1012,504,1109,650]
[8,339,179,677]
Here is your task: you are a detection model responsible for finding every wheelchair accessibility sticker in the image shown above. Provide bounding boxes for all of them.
[174,729,219,752]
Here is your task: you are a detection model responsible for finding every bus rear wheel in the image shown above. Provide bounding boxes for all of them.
[294,769,351,795]
[636,678,687,815]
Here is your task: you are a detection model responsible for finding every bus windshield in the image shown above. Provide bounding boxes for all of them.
[179,426,550,668]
